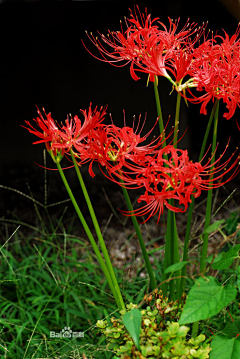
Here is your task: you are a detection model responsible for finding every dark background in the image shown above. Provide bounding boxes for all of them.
[1,0,240,218]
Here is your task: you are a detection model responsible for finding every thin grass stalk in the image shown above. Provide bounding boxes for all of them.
[23,285,59,359]
[200,101,219,273]
[26,183,49,235]
[179,99,218,298]
[119,178,157,291]
[70,150,125,310]
[56,161,124,311]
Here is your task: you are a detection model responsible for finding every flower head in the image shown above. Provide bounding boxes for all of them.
[83,6,160,66]
[183,25,240,119]
[83,6,206,84]
[119,145,239,223]
[23,104,107,163]
[74,112,168,178]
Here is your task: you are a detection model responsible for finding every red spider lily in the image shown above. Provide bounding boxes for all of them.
[131,42,173,82]
[23,104,107,162]
[133,18,207,83]
[83,6,160,76]
[23,108,60,145]
[23,108,67,162]
[83,6,206,83]
[61,104,107,148]
[183,26,240,119]
[119,145,240,223]
[73,113,170,178]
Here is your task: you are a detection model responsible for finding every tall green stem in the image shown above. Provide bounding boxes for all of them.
[153,76,165,143]
[173,93,181,148]
[162,209,180,299]
[153,79,182,299]
[120,179,157,291]
[70,151,125,310]
[56,160,124,310]
[179,99,218,298]
[200,101,219,273]
[165,93,181,299]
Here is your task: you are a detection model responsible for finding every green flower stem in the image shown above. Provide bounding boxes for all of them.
[153,79,181,299]
[162,211,180,300]
[162,94,181,299]
[173,92,181,148]
[153,75,169,296]
[153,76,165,144]
[153,77,168,296]
[200,101,219,273]
[179,199,194,300]
[56,160,124,311]
[169,94,181,300]
[173,213,181,299]
[119,178,157,291]
[162,209,172,297]
[70,150,125,311]
[198,100,219,161]
[179,100,218,298]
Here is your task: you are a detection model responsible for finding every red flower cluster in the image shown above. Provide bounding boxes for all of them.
[186,27,240,119]
[24,105,240,222]
[23,106,239,220]
[84,6,240,119]
[75,113,172,178]
[84,6,202,84]
[23,104,107,162]
[116,145,239,222]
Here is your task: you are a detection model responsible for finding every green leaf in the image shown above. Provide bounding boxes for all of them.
[122,308,142,350]
[164,261,190,274]
[222,319,240,338]
[203,219,225,234]
[211,245,240,270]
[206,254,214,263]
[225,212,240,235]
[178,276,237,325]
[210,335,240,359]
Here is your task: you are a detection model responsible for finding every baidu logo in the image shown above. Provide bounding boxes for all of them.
[50,326,84,338]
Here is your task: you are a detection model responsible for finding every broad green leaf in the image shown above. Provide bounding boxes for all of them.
[206,254,214,263]
[210,335,240,359]
[178,276,237,325]
[211,245,240,270]
[237,265,240,292]
[203,219,225,234]
[225,212,240,235]
[123,308,142,350]
[164,261,190,274]
[222,319,240,338]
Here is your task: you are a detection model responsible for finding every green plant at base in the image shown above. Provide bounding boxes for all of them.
[96,290,211,358]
